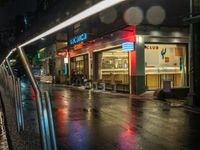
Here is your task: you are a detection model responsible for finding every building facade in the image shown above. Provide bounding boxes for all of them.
[67,25,189,94]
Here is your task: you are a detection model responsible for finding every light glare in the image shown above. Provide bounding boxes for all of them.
[19,0,125,48]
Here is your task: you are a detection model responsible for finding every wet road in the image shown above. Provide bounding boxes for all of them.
[37,84,200,150]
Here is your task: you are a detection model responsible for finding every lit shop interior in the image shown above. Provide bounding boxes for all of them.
[94,48,129,84]
[145,43,187,90]
[70,54,89,79]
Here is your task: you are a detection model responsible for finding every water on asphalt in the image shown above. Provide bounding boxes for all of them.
[18,80,200,150]
[35,84,200,150]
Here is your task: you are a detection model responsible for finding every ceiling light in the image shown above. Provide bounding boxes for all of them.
[19,0,125,48]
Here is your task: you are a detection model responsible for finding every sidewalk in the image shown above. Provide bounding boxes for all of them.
[48,83,194,110]
[0,87,41,150]
[0,95,9,150]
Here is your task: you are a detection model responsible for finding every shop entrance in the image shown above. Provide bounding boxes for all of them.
[70,54,89,85]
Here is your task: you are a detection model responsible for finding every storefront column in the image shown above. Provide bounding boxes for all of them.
[189,23,200,106]
[88,51,92,80]
[129,36,145,94]
[188,23,195,106]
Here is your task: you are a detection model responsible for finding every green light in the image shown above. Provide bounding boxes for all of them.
[37,52,40,59]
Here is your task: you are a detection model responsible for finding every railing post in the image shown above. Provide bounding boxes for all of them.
[5,59,21,132]
[17,47,50,150]
[2,64,9,92]
[17,78,24,131]
[44,91,57,150]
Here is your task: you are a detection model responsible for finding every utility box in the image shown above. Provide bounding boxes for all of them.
[163,80,172,92]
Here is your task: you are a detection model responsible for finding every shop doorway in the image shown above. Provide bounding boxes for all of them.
[70,54,89,85]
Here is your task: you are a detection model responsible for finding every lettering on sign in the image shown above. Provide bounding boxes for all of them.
[70,33,88,45]
[145,45,159,50]
[122,42,135,51]
[73,42,84,50]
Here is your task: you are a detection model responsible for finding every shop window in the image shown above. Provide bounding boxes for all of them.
[145,44,187,90]
[96,49,129,84]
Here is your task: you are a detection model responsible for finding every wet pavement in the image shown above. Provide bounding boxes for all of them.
[1,81,200,150]
[39,84,200,150]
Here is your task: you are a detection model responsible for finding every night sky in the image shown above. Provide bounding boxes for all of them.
[0,0,37,28]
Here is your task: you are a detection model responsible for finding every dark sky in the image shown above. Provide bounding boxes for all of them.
[0,0,37,28]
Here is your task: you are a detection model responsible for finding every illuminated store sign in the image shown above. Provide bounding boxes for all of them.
[122,42,135,51]
[70,33,88,45]
[57,51,67,56]
[73,42,84,50]
[64,57,68,64]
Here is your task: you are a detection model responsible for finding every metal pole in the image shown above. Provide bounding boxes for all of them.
[17,47,49,150]
[44,91,57,150]
[2,62,21,131]
[15,79,21,132]
[17,78,24,131]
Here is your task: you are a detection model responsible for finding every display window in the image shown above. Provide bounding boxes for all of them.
[95,48,129,84]
[145,43,187,89]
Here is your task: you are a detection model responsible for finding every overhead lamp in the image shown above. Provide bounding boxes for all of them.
[1,0,125,64]
[19,0,125,48]
[6,48,17,59]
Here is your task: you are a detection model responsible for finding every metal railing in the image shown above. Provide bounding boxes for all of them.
[0,48,57,150]
[18,47,57,150]
[0,62,24,132]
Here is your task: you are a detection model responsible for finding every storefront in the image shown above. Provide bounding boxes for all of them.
[36,44,57,83]
[69,26,136,91]
[145,43,188,90]
[68,25,189,94]
[94,48,129,84]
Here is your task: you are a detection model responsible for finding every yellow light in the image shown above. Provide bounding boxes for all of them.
[39,48,45,52]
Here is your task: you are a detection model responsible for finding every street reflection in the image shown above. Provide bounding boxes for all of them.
[36,84,200,150]
[53,88,90,150]
[55,108,68,135]
[118,99,136,150]
[68,121,89,150]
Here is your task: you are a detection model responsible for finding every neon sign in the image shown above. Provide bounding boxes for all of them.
[73,42,84,50]
[122,42,135,51]
[69,33,88,45]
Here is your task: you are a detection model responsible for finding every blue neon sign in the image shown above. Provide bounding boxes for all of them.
[69,33,88,45]
[122,42,135,51]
